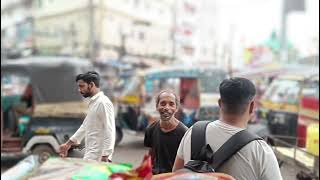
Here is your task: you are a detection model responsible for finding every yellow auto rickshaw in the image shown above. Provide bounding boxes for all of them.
[258,69,319,145]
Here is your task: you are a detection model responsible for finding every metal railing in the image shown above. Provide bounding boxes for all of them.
[269,135,319,178]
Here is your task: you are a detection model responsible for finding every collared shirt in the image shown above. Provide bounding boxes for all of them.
[70,91,115,161]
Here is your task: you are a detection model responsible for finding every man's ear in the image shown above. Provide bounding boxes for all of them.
[90,82,95,88]
[218,99,222,108]
[249,100,255,114]
[174,105,179,113]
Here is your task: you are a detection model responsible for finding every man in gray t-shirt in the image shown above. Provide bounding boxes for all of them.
[173,77,283,180]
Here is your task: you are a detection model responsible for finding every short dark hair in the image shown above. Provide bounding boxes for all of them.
[76,71,100,87]
[219,77,256,115]
[156,90,180,108]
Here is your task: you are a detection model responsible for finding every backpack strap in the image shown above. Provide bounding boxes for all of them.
[191,121,211,160]
[211,129,263,170]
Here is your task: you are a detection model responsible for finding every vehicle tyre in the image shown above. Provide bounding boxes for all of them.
[32,144,56,163]
[116,127,123,146]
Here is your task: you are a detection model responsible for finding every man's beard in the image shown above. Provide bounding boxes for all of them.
[81,92,92,98]
[80,85,93,98]
[160,111,174,121]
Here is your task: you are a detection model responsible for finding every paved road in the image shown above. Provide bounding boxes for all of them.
[1,130,309,179]
[112,130,148,166]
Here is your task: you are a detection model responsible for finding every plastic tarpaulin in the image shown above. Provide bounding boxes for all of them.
[1,155,40,180]
[152,172,235,180]
[25,158,132,180]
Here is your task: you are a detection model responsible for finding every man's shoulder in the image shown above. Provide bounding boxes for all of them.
[146,121,159,131]
[97,95,113,106]
[144,121,159,147]
[237,140,281,179]
[103,94,112,102]
[246,139,270,149]
[250,139,274,153]
[240,139,274,160]
[177,122,188,132]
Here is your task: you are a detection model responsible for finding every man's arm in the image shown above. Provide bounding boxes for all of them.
[59,121,86,157]
[147,148,156,163]
[70,121,86,144]
[172,156,185,172]
[99,102,116,160]
[172,127,190,172]
[259,141,283,180]
[144,124,154,161]
[59,139,75,157]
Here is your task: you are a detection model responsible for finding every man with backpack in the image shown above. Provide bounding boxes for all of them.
[173,77,283,180]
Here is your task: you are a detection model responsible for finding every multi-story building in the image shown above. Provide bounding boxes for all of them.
[1,0,34,53]
[173,0,218,66]
[32,0,174,61]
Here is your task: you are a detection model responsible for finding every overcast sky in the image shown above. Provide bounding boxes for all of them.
[213,0,318,55]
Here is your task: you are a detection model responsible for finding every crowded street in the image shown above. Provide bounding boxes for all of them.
[1,0,319,179]
[1,130,315,179]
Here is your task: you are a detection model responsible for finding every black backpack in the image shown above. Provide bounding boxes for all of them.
[183,121,263,173]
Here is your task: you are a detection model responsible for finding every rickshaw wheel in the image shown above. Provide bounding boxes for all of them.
[32,144,56,163]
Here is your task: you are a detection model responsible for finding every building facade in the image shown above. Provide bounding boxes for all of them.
[31,0,174,62]
[1,0,34,55]
[173,0,218,66]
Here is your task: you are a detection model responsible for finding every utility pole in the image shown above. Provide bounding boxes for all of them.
[280,0,305,63]
[70,23,76,55]
[227,24,235,77]
[119,33,127,61]
[280,0,288,63]
[171,0,177,61]
[88,0,95,61]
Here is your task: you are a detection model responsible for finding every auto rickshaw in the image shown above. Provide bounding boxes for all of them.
[116,66,228,143]
[257,68,319,146]
[296,75,319,149]
[233,62,284,101]
[1,57,122,162]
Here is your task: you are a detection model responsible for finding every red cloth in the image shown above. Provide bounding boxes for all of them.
[110,154,152,180]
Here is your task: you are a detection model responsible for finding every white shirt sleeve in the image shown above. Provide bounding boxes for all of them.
[176,128,192,160]
[98,102,116,157]
[70,120,86,144]
[258,141,283,180]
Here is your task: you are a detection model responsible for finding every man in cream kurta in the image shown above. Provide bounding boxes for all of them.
[59,71,115,162]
